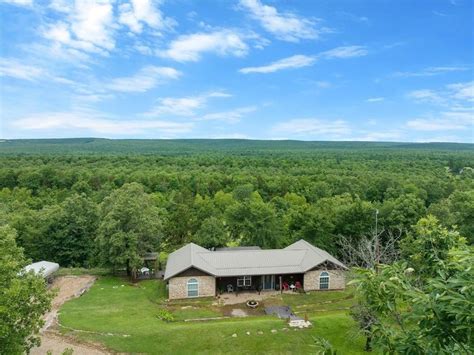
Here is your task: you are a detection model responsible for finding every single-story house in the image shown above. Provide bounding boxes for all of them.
[164,239,347,299]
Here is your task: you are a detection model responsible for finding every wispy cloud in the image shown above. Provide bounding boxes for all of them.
[272,118,351,138]
[407,81,474,105]
[407,89,444,104]
[320,45,368,59]
[11,111,193,136]
[406,111,472,131]
[406,81,473,132]
[0,58,45,81]
[238,0,327,42]
[157,29,249,62]
[0,0,32,7]
[239,45,368,74]
[366,97,385,102]
[239,55,316,74]
[394,66,469,77]
[118,0,175,34]
[105,66,181,93]
[347,131,402,141]
[198,106,257,123]
[145,91,231,117]
[447,81,474,102]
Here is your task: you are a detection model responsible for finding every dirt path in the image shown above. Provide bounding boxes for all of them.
[31,275,110,355]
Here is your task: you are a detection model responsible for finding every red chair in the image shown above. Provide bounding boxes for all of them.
[282,282,289,291]
[295,281,302,290]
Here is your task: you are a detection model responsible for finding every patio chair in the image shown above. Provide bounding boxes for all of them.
[282,282,289,291]
[295,281,302,289]
[227,284,234,293]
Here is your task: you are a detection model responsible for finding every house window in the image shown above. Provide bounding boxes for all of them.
[187,278,198,297]
[237,276,251,287]
[319,271,329,289]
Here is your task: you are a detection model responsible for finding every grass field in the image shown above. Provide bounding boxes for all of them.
[59,277,368,354]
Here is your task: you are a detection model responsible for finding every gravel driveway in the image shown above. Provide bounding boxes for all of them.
[31,275,109,355]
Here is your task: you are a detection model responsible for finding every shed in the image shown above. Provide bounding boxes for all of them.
[24,261,59,280]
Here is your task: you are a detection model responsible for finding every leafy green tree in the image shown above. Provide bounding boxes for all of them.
[96,183,162,277]
[226,195,284,248]
[429,190,474,244]
[400,215,466,279]
[40,194,99,267]
[351,217,472,354]
[287,205,335,253]
[381,193,427,231]
[194,217,228,248]
[0,225,53,353]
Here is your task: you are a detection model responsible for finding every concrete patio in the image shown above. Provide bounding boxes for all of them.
[218,290,281,305]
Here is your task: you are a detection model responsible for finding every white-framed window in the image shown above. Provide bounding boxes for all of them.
[187,278,199,297]
[319,271,330,290]
[237,276,251,287]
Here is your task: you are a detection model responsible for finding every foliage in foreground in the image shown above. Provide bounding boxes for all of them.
[0,225,53,354]
[351,217,473,354]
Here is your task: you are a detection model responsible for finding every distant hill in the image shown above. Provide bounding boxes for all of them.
[0,138,472,155]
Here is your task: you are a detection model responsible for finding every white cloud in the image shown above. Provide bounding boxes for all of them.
[447,81,474,102]
[272,118,351,137]
[11,111,193,136]
[406,111,473,131]
[40,1,115,58]
[405,81,473,135]
[118,0,175,34]
[239,0,323,42]
[348,131,402,141]
[408,81,474,105]
[394,66,469,77]
[0,0,32,6]
[198,106,257,123]
[158,29,249,62]
[105,66,181,93]
[240,54,316,74]
[146,91,231,117]
[0,58,45,81]
[367,97,385,102]
[407,89,443,104]
[239,45,367,74]
[321,45,368,59]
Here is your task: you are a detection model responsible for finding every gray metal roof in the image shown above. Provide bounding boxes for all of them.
[215,246,261,251]
[24,261,59,278]
[164,240,347,280]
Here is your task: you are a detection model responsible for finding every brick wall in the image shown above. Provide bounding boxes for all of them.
[304,269,345,291]
[168,275,216,299]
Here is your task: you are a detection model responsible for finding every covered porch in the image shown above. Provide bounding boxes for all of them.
[216,273,304,295]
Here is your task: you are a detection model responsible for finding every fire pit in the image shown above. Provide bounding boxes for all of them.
[246,300,259,308]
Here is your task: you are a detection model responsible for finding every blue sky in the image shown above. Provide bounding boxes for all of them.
[0,0,472,142]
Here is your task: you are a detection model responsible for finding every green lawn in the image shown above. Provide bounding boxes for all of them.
[59,277,368,354]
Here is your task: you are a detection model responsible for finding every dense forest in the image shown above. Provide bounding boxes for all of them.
[0,139,473,271]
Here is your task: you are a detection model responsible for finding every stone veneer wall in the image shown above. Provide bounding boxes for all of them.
[304,269,345,291]
[168,275,216,299]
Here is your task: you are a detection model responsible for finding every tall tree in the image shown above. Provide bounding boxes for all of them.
[0,225,53,353]
[226,192,284,248]
[40,194,99,267]
[193,216,228,249]
[351,217,472,353]
[96,183,162,277]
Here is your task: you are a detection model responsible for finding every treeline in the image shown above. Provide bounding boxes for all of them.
[0,146,473,271]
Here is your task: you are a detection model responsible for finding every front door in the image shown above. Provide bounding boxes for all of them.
[263,275,275,290]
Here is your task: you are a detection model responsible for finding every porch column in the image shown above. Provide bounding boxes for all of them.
[279,275,282,293]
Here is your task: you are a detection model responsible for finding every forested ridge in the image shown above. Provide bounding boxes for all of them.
[0,139,473,269]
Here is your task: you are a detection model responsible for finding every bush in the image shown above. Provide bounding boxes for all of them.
[157,309,174,322]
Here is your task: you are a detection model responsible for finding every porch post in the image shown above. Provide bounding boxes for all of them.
[279,276,282,293]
